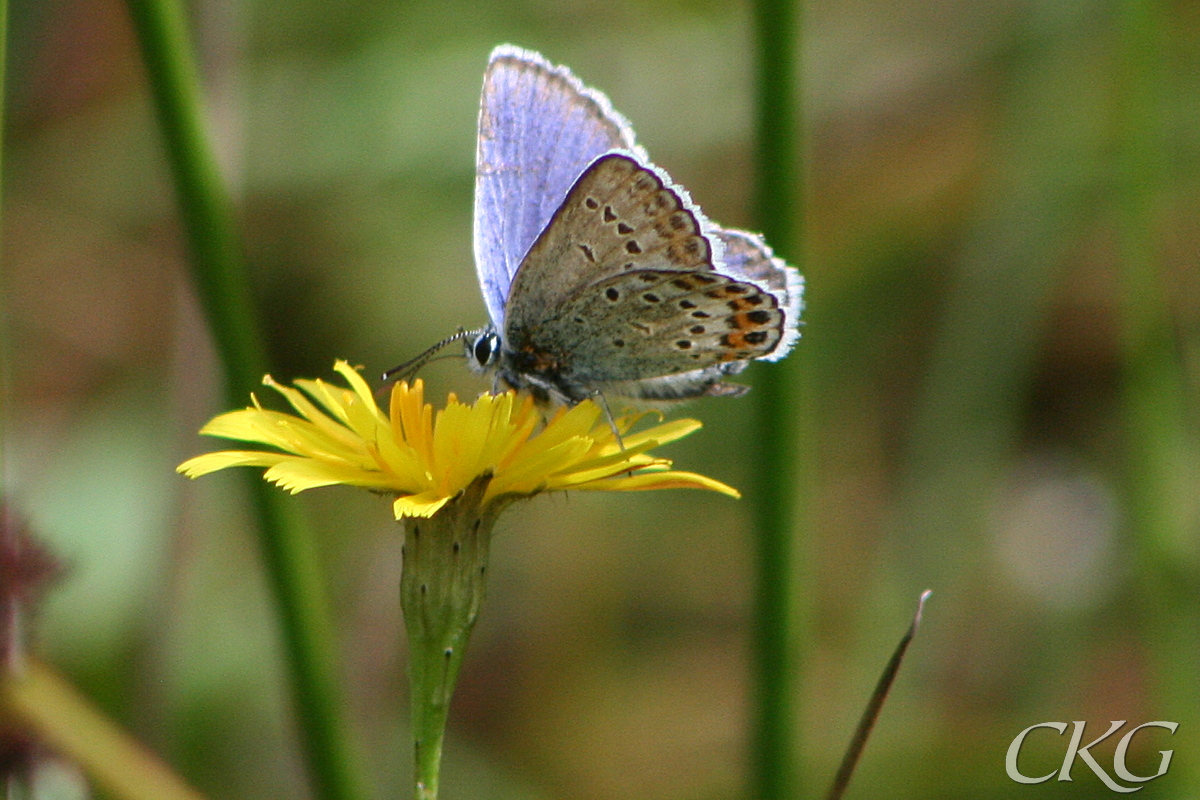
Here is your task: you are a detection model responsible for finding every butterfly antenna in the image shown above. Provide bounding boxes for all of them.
[382,329,474,385]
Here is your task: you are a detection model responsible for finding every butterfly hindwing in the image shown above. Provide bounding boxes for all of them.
[505,269,783,390]
[713,229,803,361]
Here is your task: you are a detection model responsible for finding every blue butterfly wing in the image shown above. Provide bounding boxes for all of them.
[474,45,643,328]
[713,228,804,360]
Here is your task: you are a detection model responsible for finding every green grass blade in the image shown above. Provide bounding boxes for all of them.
[1115,0,1199,787]
[751,1,805,797]
[0,0,8,492]
[123,2,369,799]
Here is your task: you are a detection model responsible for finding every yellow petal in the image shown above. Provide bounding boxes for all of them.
[177,450,293,478]
[334,360,388,423]
[618,417,703,451]
[576,470,741,498]
[264,377,367,451]
[487,436,595,498]
[393,491,452,519]
[262,457,400,494]
[298,374,386,441]
[180,363,736,508]
[392,380,434,467]
[543,440,665,487]
[200,409,365,468]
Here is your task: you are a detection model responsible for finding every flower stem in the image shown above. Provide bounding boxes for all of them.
[400,475,503,800]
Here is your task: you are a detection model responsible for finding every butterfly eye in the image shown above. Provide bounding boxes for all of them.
[472,332,500,367]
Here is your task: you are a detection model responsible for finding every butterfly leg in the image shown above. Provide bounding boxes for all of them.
[591,390,626,452]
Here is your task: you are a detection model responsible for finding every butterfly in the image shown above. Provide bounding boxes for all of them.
[393,45,802,406]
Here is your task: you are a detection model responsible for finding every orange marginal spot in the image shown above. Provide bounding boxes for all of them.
[727,312,753,330]
[721,332,750,349]
[721,329,773,351]
[726,310,775,330]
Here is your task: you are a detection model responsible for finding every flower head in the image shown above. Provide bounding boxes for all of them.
[178,361,739,518]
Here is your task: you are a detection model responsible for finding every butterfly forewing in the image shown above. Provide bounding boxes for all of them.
[504,152,719,333]
[475,46,641,328]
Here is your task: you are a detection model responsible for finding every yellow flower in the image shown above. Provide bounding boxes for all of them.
[178,360,739,518]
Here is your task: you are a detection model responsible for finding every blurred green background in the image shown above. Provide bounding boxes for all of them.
[4,0,1199,798]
